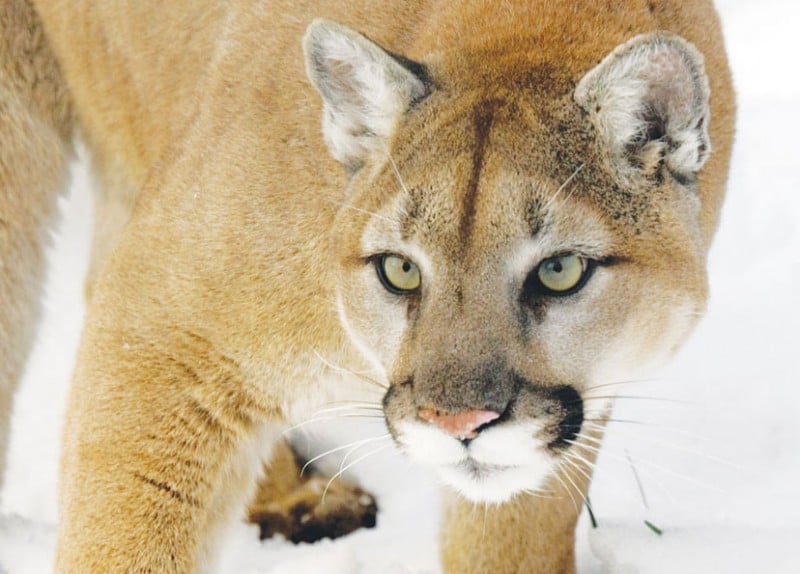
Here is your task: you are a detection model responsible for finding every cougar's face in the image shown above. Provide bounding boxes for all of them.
[332,92,707,503]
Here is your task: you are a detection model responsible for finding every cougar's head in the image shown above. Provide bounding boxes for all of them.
[304,20,712,502]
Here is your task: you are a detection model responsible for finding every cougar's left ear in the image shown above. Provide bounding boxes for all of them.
[304,19,429,172]
[574,34,711,185]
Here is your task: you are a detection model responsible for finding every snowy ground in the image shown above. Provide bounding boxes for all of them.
[2,0,799,572]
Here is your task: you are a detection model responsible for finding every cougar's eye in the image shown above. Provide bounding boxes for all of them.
[376,254,421,294]
[531,254,592,296]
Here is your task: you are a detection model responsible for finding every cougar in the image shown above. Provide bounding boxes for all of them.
[0,0,734,571]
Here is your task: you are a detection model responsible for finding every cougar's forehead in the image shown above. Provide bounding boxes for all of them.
[358,94,615,266]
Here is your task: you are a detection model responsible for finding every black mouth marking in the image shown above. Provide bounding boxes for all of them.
[547,385,584,450]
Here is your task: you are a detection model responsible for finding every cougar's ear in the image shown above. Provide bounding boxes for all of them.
[304,19,429,172]
[574,34,711,185]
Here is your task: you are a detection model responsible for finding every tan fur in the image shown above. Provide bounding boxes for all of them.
[0,0,734,572]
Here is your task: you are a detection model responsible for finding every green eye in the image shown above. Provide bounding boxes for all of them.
[376,254,421,294]
[535,254,589,295]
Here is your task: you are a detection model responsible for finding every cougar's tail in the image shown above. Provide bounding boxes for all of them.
[0,0,73,486]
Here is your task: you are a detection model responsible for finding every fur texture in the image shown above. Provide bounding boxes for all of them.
[0,0,734,572]
[0,0,72,489]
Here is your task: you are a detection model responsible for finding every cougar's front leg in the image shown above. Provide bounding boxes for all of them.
[441,487,578,574]
[0,0,73,488]
[55,319,277,573]
[440,428,604,574]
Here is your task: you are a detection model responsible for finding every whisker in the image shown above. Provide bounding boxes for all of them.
[582,379,658,393]
[543,163,585,211]
[583,419,715,443]
[283,413,385,434]
[318,196,397,223]
[562,451,596,484]
[338,433,391,470]
[387,152,411,196]
[580,394,694,406]
[312,350,388,391]
[567,438,720,492]
[574,431,604,446]
[566,464,603,522]
[579,424,742,471]
[312,404,384,416]
[322,443,394,503]
[559,461,589,508]
[585,417,651,426]
[311,398,383,409]
[574,430,697,507]
[521,487,559,500]
[552,462,580,512]
[569,435,663,507]
[300,434,391,476]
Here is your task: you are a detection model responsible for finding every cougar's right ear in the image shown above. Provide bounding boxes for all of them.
[574,34,711,186]
[304,19,429,173]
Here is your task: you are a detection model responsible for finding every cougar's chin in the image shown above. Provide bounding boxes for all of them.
[395,420,556,503]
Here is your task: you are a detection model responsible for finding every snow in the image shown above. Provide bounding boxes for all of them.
[2,0,799,572]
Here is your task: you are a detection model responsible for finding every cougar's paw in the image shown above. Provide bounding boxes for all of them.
[248,475,378,544]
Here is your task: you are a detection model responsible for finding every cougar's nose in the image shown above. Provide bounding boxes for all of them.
[418,407,500,440]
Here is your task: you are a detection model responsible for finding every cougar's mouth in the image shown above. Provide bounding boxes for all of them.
[384,382,585,502]
[393,417,560,503]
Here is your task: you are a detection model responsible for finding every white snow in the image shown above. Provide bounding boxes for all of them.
[2,1,799,572]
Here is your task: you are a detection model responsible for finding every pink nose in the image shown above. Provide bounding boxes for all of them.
[418,408,500,440]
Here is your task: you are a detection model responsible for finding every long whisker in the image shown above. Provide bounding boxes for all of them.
[318,196,398,223]
[568,435,660,507]
[552,462,580,512]
[543,163,585,211]
[301,434,391,476]
[521,487,559,500]
[568,467,599,518]
[312,404,384,416]
[576,439,679,507]
[312,350,388,391]
[568,438,720,492]
[282,413,385,434]
[580,394,694,406]
[310,398,383,410]
[582,379,659,393]
[311,350,378,379]
[578,425,742,470]
[583,419,713,443]
[584,417,652,426]
[322,443,394,503]
[562,451,595,484]
[339,432,391,469]
[387,152,411,196]
[574,431,605,447]
[559,460,589,508]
